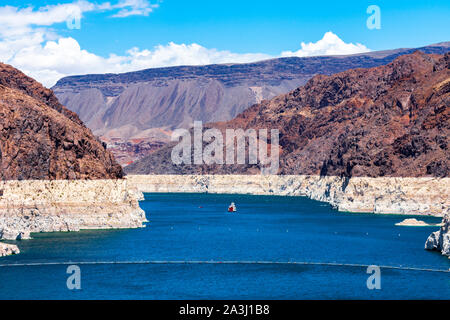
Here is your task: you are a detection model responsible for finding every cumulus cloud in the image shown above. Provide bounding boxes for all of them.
[281,31,370,57]
[0,2,371,88]
[0,0,157,35]
[10,38,107,86]
[121,43,271,69]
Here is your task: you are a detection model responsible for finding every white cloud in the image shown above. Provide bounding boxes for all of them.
[0,0,157,35]
[121,43,272,70]
[0,1,95,35]
[111,0,159,17]
[10,38,107,86]
[281,31,370,57]
[7,38,272,87]
[0,2,372,88]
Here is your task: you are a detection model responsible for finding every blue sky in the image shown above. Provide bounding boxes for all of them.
[0,0,449,86]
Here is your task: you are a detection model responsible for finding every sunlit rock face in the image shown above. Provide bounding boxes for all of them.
[0,179,146,240]
[425,212,450,258]
[0,243,20,256]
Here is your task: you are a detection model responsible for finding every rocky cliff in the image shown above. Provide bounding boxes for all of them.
[0,63,123,180]
[0,64,146,246]
[0,179,146,241]
[126,51,450,178]
[53,43,450,165]
[425,211,450,257]
[127,175,449,216]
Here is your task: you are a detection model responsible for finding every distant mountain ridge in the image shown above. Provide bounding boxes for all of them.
[125,51,450,178]
[54,42,450,93]
[52,42,450,165]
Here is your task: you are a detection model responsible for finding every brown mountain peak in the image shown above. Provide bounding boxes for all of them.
[0,64,123,180]
[0,62,83,126]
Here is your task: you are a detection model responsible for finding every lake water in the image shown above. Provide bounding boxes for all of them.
[0,193,449,299]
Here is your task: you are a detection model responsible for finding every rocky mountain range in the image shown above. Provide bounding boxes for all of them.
[0,63,123,180]
[53,42,450,165]
[125,51,450,178]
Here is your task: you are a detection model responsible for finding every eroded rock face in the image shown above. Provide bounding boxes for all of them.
[240,52,449,178]
[0,242,20,256]
[0,63,123,180]
[425,212,450,257]
[126,52,449,178]
[0,179,147,240]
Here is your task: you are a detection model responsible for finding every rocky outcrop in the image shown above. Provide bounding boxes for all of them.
[0,62,123,180]
[0,179,146,240]
[0,63,83,126]
[127,175,449,216]
[425,212,450,257]
[0,242,19,257]
[126,52,449,178]
[395,218,437,226]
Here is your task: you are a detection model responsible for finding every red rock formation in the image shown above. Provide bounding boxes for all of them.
[0,63,123,180]
[262,52,448,177]
[126,51,449,177]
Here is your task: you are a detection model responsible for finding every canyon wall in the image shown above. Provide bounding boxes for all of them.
[0,179,147,240]
[127,52,450,178]
[127,175,449,216]
[54,44,450,166]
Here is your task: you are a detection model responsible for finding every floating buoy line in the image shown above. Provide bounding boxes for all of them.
[0,260,448,273]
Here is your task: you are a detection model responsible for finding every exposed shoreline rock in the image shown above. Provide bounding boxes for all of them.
[395,218,439,226]
[425,212,450,258]
[127,175,449,216]
[0,179,147,241]
[0,243,20,257]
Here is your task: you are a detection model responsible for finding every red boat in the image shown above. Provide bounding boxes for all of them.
[228,202,237,212]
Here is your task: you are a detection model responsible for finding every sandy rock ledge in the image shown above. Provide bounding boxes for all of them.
[0,179,147,241]
[0,243,20,257]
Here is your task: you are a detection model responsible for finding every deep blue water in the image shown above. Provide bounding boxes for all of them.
[0,193,448,299]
